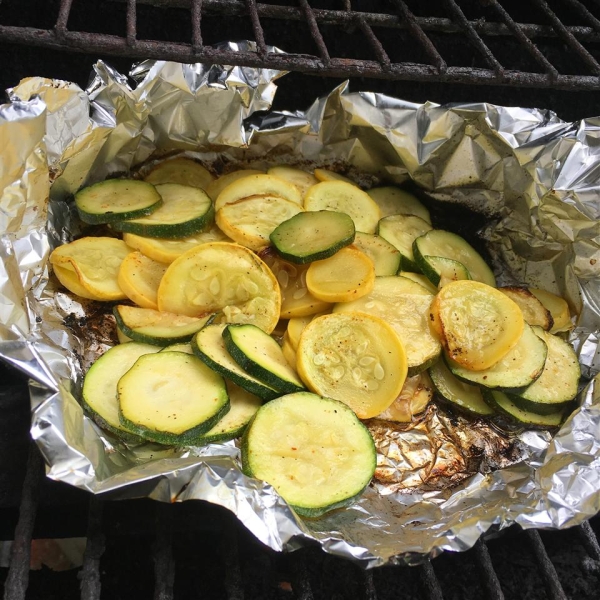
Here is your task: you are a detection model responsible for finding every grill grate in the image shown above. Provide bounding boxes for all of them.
[0,0,599,89]
[2,442,600,599]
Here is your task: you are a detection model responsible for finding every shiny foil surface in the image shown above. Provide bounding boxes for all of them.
[0,42,599,567]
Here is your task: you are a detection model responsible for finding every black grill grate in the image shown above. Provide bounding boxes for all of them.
[0,0,600,89]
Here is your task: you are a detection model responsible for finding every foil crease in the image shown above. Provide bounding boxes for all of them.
[0,43,599,567]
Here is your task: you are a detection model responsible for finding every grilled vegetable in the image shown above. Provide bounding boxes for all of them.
[82,342,160,441]
[334,276,441,376]
[483,390,566,428]
[118,351,230,445]
[267,166,318,197]
[113,305,215,346]
[215,174,302,211]
[374,372,433,422]
[296,312,407,419]
[192,324,279,401]
[413,229,496,287]
[367,186,431,223]
[269,210,355,264]
[498,287,554,331]
[530,288,572,333]
[241,392,376,517]
[117,251,167,310]
[112,183,214,239]
[144,157,214,189]
[352,232,401,276]
[205,169,264,201]
[430,280,524,371]
[418,255,471,287]
[377,214,433,272]
[223,324,305,394]
[75,179,162,225]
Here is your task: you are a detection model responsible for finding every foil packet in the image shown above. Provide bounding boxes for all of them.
[1,42,599,568]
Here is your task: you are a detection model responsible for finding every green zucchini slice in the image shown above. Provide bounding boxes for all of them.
[367,187,431,223]
[377,214,432,272]
[269,210,355,264]
[514,327,580,407]
[196,381,263,444]
[113,305,215,346]
[118,351,230,445]
[413,229,496,286]
[429,359,495,417]
[352,232,401,276]
[112,183,214,239]
[241,392,376,517]
[223,324,305,394]
[446,323,548,391]
[144,157,214,190]
[419,256,471,287]
[82,342,161,441]
[483,390,566,428]
[333,276,441,376]
[75,179,163,225]
[192,324,280,401]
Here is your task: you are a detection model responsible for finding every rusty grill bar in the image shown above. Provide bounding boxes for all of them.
[0,0,599,89]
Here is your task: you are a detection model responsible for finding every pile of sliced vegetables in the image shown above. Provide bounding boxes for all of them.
[50,156,580,517]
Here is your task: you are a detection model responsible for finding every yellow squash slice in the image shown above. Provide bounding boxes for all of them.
[430,280,524,371]
[157,242,281,333]
[530,288,572,333]
[117,251,168,309]
[297,312,408,419]
[50,237,131,301]
[205,169,265,201]
[214,174,303,211]
[267,166,318,197]
[215,195,304,251]
[303,181,381,234]
[374,372,434,422]
[306,246,375,303]
[313,168,354,184]
[144,157,214,190]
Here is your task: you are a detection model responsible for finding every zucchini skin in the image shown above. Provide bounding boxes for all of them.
[222,325,305,395]
[119,399,231,446]
[482,390,566,428]
[112,203,215,239]
[82,404,145,444]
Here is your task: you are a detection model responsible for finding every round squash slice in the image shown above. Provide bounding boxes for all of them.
[296,312,407,419]
[157,242,281,333]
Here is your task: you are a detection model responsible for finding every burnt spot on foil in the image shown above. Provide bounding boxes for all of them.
[367,403,524,494]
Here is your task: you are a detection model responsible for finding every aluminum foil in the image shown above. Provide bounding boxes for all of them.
[1,42,599,568]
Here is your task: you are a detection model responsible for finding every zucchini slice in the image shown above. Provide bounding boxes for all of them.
[429,359,495,417]
[50,237,131,301]
[333,276,441,376]
[483,390,566,428]
[374,372,433,422]
[112,183,214,239]
[377,214,433,272]
[223,324,305,394]
[514,327,580,407]
[114,305,215,346]
[530,288,572,333]
[215,174,302,211]
[195,380,263,444]
[158,242,281,334]
[75,179,163,225]
[296,312,407,419]
[367,187,431,223]
[117,251,168,310]
[398,271,438,294]
[241,392,376,517]
[118,351,229,445]
[352,232,401,277]
[122,224,231,264]
[305,246,375,303]
[82,342,161,441]
[498,287,554,331]
[419,256,471,288]
[144,157,214,190]
[192,324,279,401]
[269,210,355,264]
[413,230,496,287]
[430,280,524,371]
[446,323,548,390]
[303,181,381,234]
[216,195,304,251]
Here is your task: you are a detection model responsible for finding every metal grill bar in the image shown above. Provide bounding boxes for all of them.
[153,503,175,600]
[126,0,137,45]
[191,0,203,50]
[55,0,75,38]
[245,0,267,57]
[561,0,600,31]
[525,529,568,600]
[355,17,391,69]
[531,0,600,74]
[297,0,331,65]
[419,559,444,600]
[473,538,505,600]
[578,520,600,560]
[484,0,559,79]
[3,447,43,600]
[79,497,105,600]
[390,0,447,72]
